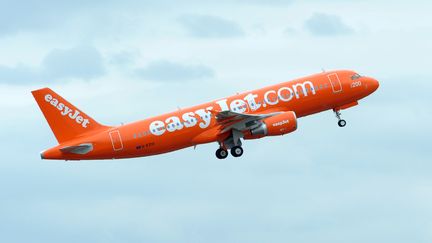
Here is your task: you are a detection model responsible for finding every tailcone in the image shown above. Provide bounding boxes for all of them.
[40,147,65,160]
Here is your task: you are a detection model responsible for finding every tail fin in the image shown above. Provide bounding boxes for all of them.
[32,87,109,143]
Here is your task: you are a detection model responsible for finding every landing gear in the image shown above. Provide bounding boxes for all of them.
[338,119,347,127]
[334,109,347,127]
[230,146,244,157]
[215,148,228,159]
[216,129,244,159]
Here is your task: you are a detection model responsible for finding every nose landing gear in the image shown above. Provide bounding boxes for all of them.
[338,119,347,127]
[334,109,346,127]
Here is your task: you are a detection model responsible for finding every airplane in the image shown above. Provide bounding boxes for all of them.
[32,70,379,160]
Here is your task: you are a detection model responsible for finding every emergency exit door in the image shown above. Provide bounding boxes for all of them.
[327,73,343,93]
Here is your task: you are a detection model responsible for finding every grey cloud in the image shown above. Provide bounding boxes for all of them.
[0,0,91,36]
[135,60,214,82]
[109,50,140,67]
[0,1,272,37]
[304,13,353,36]
[42,46,105,80]
[0,1,159,37]
[0,65,37,83]
[0,45,105,84]
[178,15,244,38]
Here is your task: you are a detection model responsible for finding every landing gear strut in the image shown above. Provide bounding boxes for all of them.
[334,109,346,127]
[216,129,244,159]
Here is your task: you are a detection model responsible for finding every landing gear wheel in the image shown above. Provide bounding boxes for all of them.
[338,119,347,127]
[231,146,244,157]
[216,148,228,159]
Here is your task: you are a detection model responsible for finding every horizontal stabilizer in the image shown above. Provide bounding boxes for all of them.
[60,143,93,155]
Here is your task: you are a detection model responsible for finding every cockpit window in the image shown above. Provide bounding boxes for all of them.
[351,73,361,80]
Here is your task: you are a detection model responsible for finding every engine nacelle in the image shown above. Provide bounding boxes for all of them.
[247,111,297,138]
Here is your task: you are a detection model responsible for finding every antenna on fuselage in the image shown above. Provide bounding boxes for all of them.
[321,68,326,73]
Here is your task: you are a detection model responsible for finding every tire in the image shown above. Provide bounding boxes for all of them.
[338,119,347,127]
[216,148,228,159]
[230,146,244,157]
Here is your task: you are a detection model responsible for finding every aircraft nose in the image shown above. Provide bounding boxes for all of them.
[366,77,379,93]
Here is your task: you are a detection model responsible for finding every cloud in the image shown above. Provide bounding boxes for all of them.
[0,65,37,83]
[0,1,290,38]
[0,45,105,84]
[178,14,245,38]
[42,46,105,80]
[304,13,353,36]
[135,60,215,82]
[0,0,92,36]
[109,50,140,67]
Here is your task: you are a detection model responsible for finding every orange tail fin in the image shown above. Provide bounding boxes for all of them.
[32,87,110,143]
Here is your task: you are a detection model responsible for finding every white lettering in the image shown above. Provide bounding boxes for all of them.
[278,87,294,102]
[273,119,289,127]
[76,115,84,124]
[264,90,278,105]
[149,120,166,136]
[82,119,90,128]
[44,94,52,102]
[195,107,212,129]
[230,99,247,113]
[165,116,183,132]
[244,93,261,111]
[215,99,229,111]
[57,102,65,111]
[50,98,59,107]
[146,81,317,136]
[61,106,72,116]
[44,93,90,128]
[69,110,80,119]
[182,112,197,128]
[292,81,315,98]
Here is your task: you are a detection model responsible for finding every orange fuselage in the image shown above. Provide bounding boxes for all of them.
[38,70,379,160]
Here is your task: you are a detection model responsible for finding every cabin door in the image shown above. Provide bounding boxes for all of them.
[109,130,124,151]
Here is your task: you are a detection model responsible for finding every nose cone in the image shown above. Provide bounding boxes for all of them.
[365,77,379,93]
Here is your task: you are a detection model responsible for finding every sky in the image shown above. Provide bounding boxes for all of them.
[0,0,432,242]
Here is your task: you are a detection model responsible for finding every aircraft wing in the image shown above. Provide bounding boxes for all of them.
[212,110,282,133]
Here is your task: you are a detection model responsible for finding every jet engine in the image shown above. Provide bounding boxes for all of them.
[246,111,297,138]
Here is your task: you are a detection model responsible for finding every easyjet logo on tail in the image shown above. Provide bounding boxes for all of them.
[44,94,90,128]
